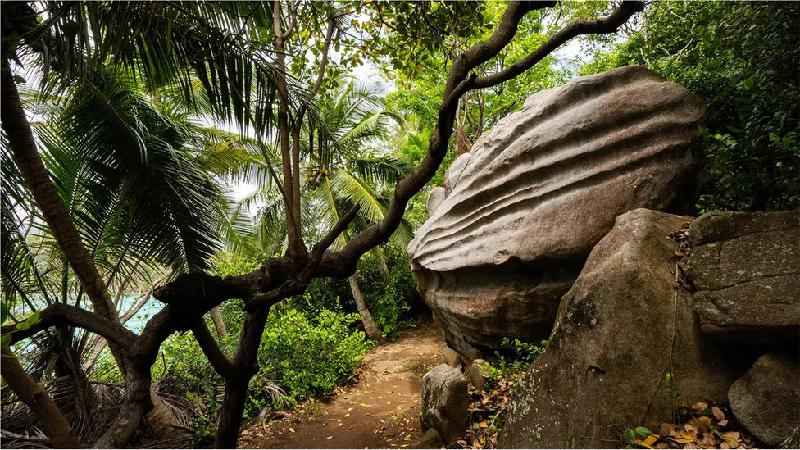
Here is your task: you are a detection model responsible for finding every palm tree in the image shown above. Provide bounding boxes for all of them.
[203,81,410,340]
[1,66,229,440]
[307,82,410,340]
[1,3,288,444]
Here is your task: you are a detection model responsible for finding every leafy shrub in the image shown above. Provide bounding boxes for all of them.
[257,306,372,405]
[483,337,547,385]
[358,245,416,337]
[581,1,800,212]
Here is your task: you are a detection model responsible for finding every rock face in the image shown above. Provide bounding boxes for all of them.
[499,209,738,448]
[421,364,469,445]
[408,66,705,356]
[683,210,800,339]
[729,353,800,446]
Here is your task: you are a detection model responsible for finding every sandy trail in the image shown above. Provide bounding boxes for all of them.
[240,324,447,449]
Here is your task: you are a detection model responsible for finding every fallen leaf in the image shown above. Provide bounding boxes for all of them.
[288,427,295,433]
[660,423,676,437]
[638,434,658,448]
[692,401,708,413]
[711,406,725,422]
[479,421,489,428]
[326,436,334,440]
[721,431,740,448]
[690,415,712,432]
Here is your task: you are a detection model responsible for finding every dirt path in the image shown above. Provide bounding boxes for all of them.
[239,323,447,449]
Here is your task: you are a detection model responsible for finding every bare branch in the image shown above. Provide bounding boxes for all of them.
[2,304,136,348]
[329,1,556,272]
[311,205,359,263]
[473,1,644,89]
[192,321,235,378]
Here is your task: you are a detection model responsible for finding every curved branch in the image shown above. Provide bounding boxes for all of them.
[192,321,235,378]
[473,1,644,89]
[328,1,555,272]
[2,304,135,349]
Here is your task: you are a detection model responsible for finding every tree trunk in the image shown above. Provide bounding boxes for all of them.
[1,60,128,374]
[215,378,250,448]
[214,308,268,448]
[1,345,80,448]
[93,361,153,448]
[349,274,383,342]
[210,307,227,337]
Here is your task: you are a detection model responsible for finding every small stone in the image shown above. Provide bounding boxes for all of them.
[729,352,800,446]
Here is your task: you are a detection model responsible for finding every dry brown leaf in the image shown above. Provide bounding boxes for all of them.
[721,431,740,448]
[697,432,717,448]
[691,416,712,432]
[692,401,708,413]
[711,406,725,422]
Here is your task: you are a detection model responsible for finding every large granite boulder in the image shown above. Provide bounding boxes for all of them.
[408,66,705,356]
[729,353,800,447]
[499,209,739,448]
[683,210,800,342]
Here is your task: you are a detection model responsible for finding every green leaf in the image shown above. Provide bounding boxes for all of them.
[16,312,42,331]
[634,426,652,438]
[623,429,636,444]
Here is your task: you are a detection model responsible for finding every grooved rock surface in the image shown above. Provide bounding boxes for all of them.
[408,66,704,356]
[421,364,469,445]
[729,353,800,447]
[683,210,800,338]
[499,209,738,448]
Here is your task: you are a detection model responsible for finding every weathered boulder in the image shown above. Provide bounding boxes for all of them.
[499,209,738,448]
[683,210,800,340]
[421,364,469,445]
[408,66,704,356]
[729,353,800,447]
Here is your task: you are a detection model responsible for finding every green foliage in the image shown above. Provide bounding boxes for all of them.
[257,307,371,405]
[357,246,416,337]
[482,337,548,385]
[623,426,653,445]
[581,1,800,211]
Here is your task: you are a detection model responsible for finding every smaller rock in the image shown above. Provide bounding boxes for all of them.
[464,360,485,392]
[729,353,800,446]
[442,347,461,367]
[684,210,800,340]
[421,364,469,445]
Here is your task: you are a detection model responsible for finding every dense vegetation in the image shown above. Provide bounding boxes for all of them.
[1,1,797,449]
[581,1,800,211]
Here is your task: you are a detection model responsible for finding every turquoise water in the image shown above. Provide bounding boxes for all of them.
[120,296,164,333]
[8,294,165,334]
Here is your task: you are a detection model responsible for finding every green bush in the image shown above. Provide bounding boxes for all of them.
[257,306,371,405]
[357,245,416,337]
[581,1,800,212]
